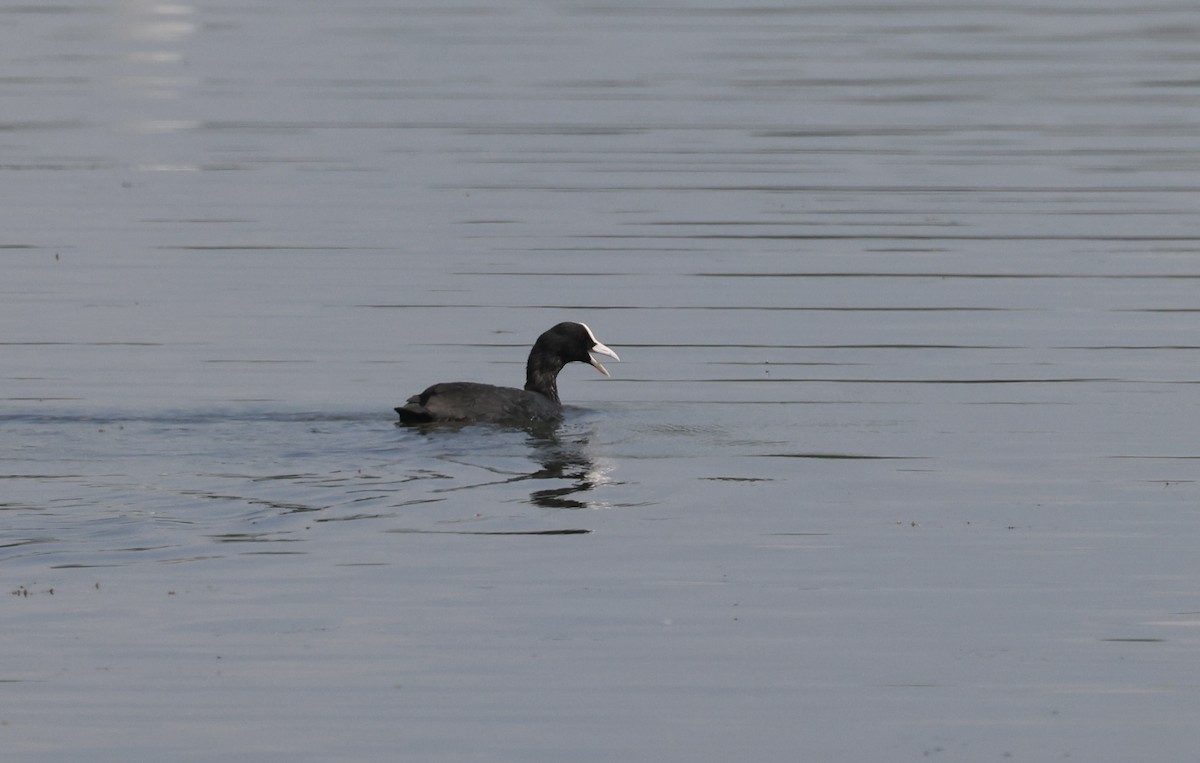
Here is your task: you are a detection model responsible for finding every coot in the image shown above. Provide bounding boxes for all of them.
[394,322,619,425]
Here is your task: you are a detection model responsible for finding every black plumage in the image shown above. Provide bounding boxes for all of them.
[395,322,619,425]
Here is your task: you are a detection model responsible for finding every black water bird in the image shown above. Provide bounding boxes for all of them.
[394,322,619,425]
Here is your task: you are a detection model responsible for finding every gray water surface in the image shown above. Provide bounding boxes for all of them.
[3,1,1200,761]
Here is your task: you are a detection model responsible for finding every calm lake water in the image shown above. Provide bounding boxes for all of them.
[4,1,1200,760]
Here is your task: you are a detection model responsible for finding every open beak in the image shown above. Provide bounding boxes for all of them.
[587,341,620,377]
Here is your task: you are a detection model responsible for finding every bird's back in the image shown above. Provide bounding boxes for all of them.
[394,381,562,425]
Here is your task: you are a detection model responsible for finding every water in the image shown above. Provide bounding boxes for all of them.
[4,1,1200,760]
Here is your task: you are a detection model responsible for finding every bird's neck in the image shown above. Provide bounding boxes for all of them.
[525,354,563,404]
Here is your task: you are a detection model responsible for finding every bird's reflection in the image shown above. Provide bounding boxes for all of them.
[399,418,613,509]
[522,430,609,509]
